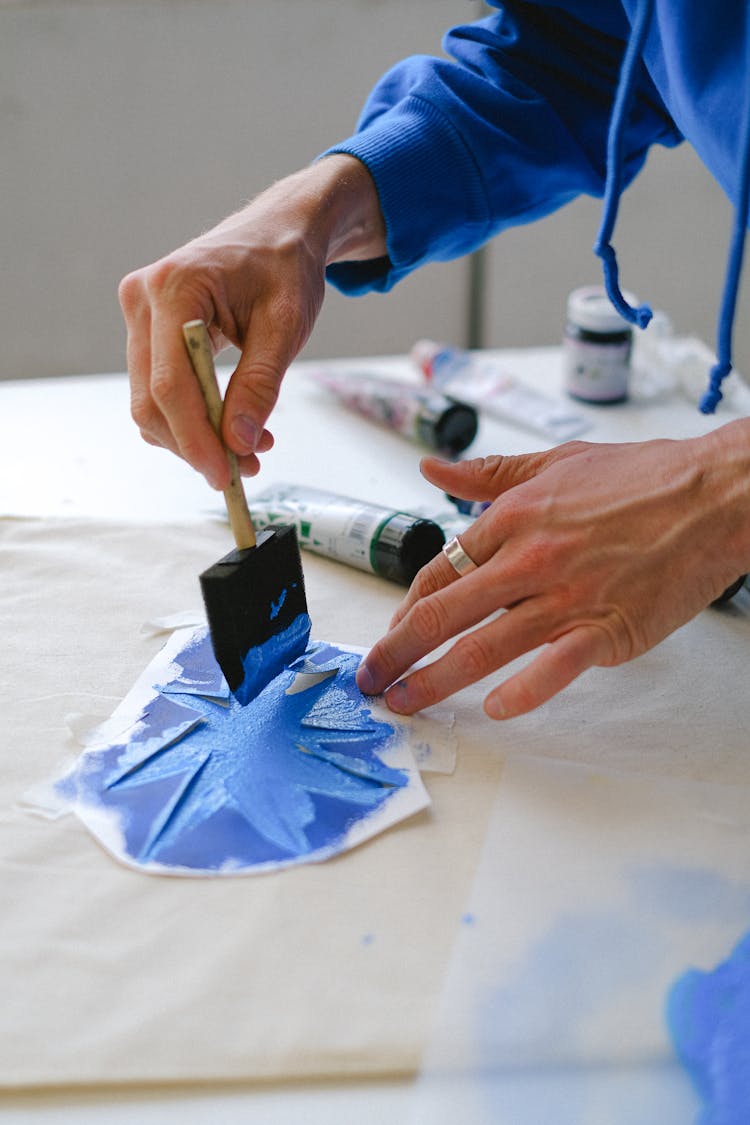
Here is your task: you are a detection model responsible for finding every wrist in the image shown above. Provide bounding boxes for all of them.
[305,154,387,265]
[697,417,750,576]
[223,156,386,275]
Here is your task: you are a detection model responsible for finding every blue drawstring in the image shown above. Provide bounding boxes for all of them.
[699,29,750,413]
[593,0,654,330]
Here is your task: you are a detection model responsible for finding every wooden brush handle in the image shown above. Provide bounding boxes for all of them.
[182,320,256,550]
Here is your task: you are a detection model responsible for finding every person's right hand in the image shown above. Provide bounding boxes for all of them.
[119,155,387,489]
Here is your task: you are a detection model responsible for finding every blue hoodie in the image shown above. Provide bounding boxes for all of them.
[324,0,750,412]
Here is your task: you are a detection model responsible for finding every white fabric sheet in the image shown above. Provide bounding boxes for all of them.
[2,513,750,1089]
[1,516,498,1088]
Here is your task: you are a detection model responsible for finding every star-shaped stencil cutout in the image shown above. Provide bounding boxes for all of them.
[57,630,426,874]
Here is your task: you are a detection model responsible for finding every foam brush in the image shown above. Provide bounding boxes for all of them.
[182,320,310,704]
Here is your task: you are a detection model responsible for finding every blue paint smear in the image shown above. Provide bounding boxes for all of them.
[629,864,750,926]
[58,631,407,873]
[475,909,665,1067]
[161,628,229,702]
[290,644,345,674]
[667,929,750,1125]
[269,589,287,620]
[235,612,311,706]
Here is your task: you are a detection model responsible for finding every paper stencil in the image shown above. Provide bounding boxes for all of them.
[53,627,431,876]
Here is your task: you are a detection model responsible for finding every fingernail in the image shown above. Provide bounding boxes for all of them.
[231,414,259,452]
[356,662,375,696]
[384,680,408,712]
[485,695,506,720]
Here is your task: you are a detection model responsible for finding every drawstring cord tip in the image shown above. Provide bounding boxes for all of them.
[699,361,731,415]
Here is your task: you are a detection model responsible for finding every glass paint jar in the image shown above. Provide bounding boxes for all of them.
[563,286,635,403]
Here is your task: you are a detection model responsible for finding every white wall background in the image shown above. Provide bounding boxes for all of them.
[1,0,747,381]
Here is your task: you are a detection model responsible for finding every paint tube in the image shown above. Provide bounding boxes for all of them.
[411,339,590,443]
[308,368,478,455]
[248,483,445,586]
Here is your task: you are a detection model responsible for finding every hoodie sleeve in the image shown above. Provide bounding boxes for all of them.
[322,1,681,295]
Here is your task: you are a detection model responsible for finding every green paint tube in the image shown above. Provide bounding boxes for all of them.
[248,483,445,586]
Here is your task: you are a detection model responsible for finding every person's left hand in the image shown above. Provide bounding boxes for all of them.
[355,432,750,719]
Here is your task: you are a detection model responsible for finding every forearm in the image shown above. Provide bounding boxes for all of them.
[222,154,387,269]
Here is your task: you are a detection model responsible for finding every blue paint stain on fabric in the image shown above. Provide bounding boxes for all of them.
[234,611,311,706]
[57,630,406,873]
[475,909,665,1067]
[629,864,750,926]
[666,930,750,1125]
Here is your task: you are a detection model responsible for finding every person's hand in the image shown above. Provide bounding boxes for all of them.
[119,155,386,489]
[356,424,750,718]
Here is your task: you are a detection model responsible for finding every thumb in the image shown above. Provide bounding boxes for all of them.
[421,445,589,501]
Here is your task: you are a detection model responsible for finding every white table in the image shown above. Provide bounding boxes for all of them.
[1,348,747,1124]
[3,346,743,523]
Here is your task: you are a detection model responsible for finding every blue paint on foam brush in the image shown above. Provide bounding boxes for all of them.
[270,590,287,620]
[235,611,311,706]
[199,528,310,705]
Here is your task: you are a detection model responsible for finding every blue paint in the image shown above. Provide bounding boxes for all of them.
[269,589,287,620]
[667,930,750,1124]
[446,495,491,519]
[361,933,375,947]
[461,912,476,926]
[629,863,750,926]
[475,909,664,1067]
[161,628,229,702]
[235,611,311,706]
[58,630,407,872]
[290,644,344,673]
[302,685,379,732]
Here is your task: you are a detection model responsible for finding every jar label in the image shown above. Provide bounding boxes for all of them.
[563,338,632,402]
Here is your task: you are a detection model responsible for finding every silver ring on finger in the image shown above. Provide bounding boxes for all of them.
[442,535,478,577]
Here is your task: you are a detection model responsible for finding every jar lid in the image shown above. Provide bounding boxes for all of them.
[567,285,636,333]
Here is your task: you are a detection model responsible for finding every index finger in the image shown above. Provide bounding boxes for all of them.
[150,308,232,489]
